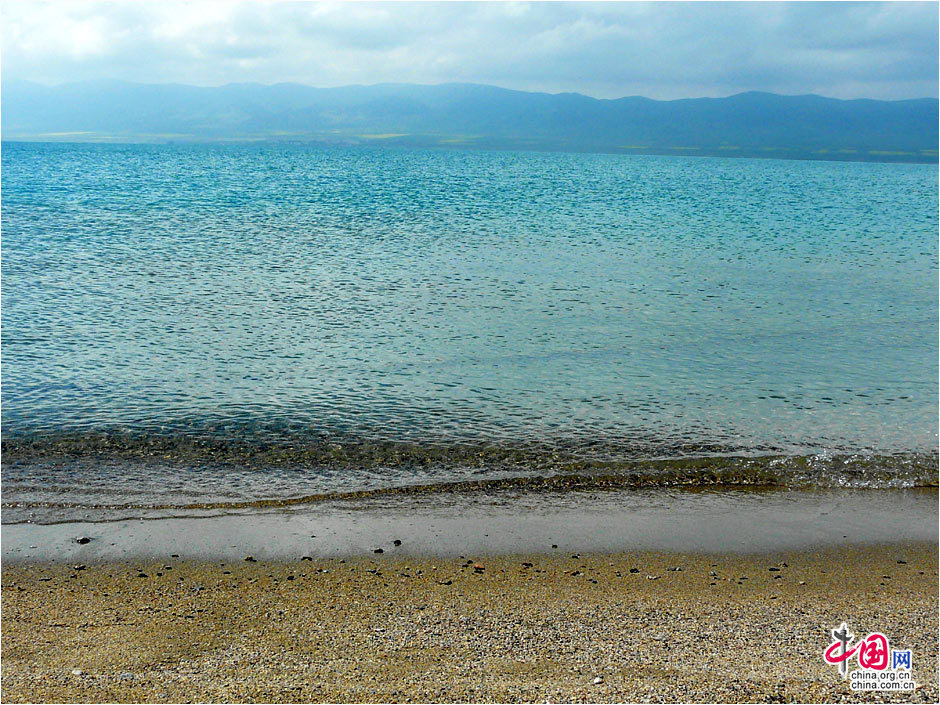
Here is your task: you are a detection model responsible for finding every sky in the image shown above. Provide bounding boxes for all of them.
[2,1,938,100]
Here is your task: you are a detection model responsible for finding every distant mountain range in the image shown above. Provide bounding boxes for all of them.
[3,79,937,162]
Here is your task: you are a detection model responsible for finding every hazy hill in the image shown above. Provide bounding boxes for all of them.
[2,79,937,162]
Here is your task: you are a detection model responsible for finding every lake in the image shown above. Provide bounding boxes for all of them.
[2,142,937,523]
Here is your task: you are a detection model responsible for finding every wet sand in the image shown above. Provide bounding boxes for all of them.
[2,543,937,703]
[5,487,938,563]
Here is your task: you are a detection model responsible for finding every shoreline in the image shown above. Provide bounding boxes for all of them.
[4,486,937,564]
[3,543,937,702]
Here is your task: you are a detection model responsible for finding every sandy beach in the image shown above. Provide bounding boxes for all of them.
[2,542,936,703]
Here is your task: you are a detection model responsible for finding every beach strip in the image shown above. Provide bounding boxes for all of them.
[2,543,936,702]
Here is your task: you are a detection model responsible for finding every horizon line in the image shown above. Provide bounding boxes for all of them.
[5,77,938,104]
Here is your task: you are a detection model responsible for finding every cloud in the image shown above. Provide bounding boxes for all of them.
[2,1,937,99]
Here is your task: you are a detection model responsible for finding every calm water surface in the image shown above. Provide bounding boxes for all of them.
[2,143,937,522]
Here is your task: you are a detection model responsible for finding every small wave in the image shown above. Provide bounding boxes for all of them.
[2,438,937,525]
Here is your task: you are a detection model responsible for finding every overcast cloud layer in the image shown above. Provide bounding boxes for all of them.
[2,1,937,100]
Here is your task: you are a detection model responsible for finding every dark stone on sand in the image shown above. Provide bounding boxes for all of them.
[244,556,256,562]
[768,567,781,572]
[137,572,148,578]
[552,544,558,549]
[629,568,640,574]
[897,560,907,564]
[393,539,402,546]
[76,537,92,545]
[301,556,313,561]
[73,565,86,571]
[374,548,384,554]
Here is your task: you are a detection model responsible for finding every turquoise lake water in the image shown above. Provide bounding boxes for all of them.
[2,143,937,521]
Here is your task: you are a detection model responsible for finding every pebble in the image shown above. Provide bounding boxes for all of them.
[71,669,83,676]
[593,676,604,685]
[629,568,640,574]
[393,540,402,546]
[137,572,148,578]
[76,537,91,545]
[244,556,256,562]
[73,564,86,571]
[768,567,781,572]
[374,548,384,554]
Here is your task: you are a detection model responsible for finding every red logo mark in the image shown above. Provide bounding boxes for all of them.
[824,632,890,671]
